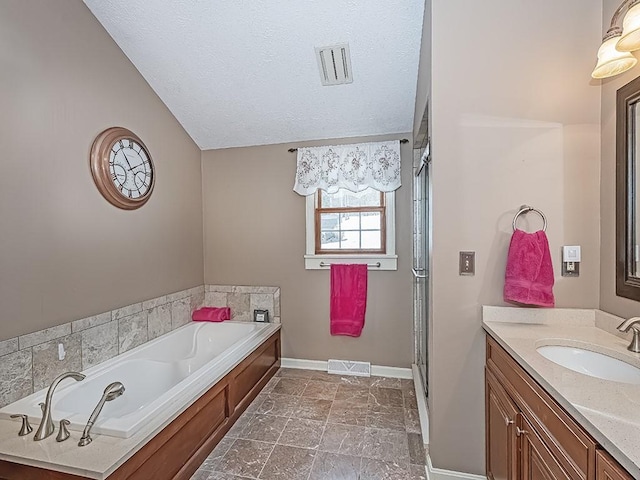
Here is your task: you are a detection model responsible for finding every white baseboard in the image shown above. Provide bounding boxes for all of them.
[280,358,412,379]
[411,364,429,444]
[426,455,486,480]
[371,365,413,379]
[280,358,327,371]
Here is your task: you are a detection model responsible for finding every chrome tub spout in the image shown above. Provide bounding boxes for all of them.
[34,372,85,441]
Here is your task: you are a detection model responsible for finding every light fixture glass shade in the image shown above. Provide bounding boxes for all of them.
[617,3,640,52]
[592,36,637,79]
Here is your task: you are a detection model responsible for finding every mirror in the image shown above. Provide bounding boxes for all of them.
[617,75,640,300]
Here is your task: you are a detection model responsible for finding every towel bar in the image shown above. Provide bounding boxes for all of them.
[512,205,547,232]
[319,261,381,268]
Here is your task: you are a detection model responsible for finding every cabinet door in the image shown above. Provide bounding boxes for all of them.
[596,450,633,480]
[486,368,519,480]
[521,416,573,480]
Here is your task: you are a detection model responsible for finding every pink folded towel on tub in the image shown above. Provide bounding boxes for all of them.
[504,229,555,307]
[330,264,368,337]
[192,307,231,322]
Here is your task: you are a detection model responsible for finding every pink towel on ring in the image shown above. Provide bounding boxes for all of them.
[192,307,231,322]
[504,229,555,307]
[330,264,367,337]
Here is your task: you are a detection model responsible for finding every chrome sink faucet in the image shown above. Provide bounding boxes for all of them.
[617,317,640,353]
[34,372,85,441]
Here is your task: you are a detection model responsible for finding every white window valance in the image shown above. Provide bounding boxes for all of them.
[293,140,401,196]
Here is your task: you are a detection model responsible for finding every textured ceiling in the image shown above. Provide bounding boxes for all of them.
[83,0,425,150]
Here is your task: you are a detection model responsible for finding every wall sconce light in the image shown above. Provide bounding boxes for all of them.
[592,0,640,79]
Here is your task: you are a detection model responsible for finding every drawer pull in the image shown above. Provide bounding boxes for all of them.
[516,427,528,437]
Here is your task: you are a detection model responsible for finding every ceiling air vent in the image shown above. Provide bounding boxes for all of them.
[315,43,353,86]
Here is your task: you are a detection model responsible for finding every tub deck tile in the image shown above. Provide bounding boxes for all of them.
[32,333,82,391]
[81,321,118,370]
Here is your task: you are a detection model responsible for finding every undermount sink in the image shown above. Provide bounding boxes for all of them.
[536,345,640,385]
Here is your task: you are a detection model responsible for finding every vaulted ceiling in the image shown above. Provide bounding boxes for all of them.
[84,0,425,150]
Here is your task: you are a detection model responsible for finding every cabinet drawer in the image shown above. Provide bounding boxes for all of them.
[486,337,597,480]
[596,450,633,480]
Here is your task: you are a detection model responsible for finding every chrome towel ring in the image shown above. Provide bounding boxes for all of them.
[512,205,547,232]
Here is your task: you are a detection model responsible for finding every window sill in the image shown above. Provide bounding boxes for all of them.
[304,254,398,271]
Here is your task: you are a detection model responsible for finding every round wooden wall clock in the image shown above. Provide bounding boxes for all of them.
[90,127,155,210]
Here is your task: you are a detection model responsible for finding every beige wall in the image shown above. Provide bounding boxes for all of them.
[421,1,602,474]
[202,136,413,367]
[0,1,204,341]
[600,0,640,317]
[413,0,432,140]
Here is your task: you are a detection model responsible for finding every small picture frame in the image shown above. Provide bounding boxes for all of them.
[253,309,270,323]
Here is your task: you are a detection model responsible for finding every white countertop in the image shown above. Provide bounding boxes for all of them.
[482,306,640,479]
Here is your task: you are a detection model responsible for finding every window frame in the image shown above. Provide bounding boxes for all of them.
[315,190,386,255]
[304,189,397,270]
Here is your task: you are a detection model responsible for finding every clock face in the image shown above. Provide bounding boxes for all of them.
[109,139,153,200]
[90,127,155,210]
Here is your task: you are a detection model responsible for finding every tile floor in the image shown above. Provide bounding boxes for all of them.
[190,368,427,480]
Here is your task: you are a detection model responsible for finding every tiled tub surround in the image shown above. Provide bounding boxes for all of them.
[483,306,640,479]
[190,368,427,480]
[0,284,281,409]
[205,285,281,324]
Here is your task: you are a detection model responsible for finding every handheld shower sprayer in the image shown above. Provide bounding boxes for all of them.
[78,382,125,446]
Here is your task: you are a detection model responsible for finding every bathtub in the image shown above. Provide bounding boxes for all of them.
[0,321,280,439]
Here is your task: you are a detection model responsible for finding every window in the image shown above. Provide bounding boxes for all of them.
[305,188,397,270]
[316,189,385,254]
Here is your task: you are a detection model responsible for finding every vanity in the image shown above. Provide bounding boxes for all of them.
[483,307,640,480]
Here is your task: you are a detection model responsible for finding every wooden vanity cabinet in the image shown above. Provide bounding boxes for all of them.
[486,368,519,480]
[486,335,634,480]
[520,414,572,480]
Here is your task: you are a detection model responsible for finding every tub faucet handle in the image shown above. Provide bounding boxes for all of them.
[10,414,33,436]
[56,419,70,442]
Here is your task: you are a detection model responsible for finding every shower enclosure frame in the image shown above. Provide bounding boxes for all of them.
[413,105,431,400]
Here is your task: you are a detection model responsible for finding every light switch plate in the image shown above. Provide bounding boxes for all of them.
[459,251,475,276]
[562,246,581,262]
[562,245,580,277]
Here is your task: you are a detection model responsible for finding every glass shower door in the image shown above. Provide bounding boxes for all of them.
[413,143,430,396]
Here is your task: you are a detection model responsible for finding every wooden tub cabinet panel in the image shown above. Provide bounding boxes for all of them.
[0,330,281,480]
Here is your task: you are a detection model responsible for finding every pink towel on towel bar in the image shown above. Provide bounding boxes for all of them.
[504,229,555,307]
[192,307,231,322]
[330,264,368,337]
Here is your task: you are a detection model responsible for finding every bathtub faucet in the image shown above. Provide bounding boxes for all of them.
[79,382,125,447]
[34,371,86,441]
